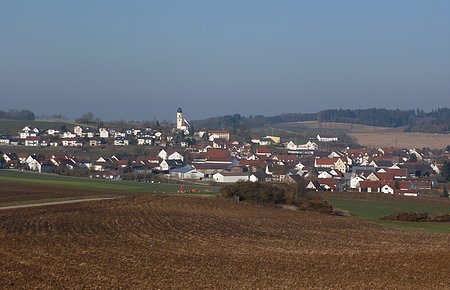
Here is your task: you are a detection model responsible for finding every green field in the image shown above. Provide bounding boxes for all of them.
[0,170,219,194]
[0,120,75,135]
[327,195,450,233]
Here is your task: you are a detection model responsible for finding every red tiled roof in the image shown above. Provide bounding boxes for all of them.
[374,172,395,181]
[256,146,272,154]
[319,178,339,189]
[272,155,298,162]
[239,159,267,168]
[206,156,234,163]
[206,148,230,159]
[346,148,370,156]
[192,163,229,170]
[360,180,381,189]
[315,158,340,166]
[384,168,408,178]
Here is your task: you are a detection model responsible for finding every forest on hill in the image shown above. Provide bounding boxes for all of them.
[191,108,450,133]
[0,109,35,121]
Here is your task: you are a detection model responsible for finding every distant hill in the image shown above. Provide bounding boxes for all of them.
[191,108,450,134]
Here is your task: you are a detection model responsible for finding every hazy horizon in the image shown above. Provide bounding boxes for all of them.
[1,1,449,121]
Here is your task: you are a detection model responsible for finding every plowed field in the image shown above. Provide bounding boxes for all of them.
[1,195,449,288]
[0,183,120,204]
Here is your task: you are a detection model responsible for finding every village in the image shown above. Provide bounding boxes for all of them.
[0,108,448,197]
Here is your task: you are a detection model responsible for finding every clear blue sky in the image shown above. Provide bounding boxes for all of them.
[1,1,449,121]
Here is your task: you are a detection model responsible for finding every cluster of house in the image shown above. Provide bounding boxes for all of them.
[197,145,442,197]
[2,130,446,197]
[0,124,192,147]
[0,109,447,196]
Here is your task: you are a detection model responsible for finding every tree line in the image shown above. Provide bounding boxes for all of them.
[0,109,35,120]
[191,108,450,133]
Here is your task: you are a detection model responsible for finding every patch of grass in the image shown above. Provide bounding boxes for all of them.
[327,196,450,233]
[0,170,219,194]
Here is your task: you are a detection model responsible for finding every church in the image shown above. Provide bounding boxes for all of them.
[176,108,190,134]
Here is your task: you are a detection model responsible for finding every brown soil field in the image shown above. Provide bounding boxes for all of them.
[289,121,450,149]
[349,131,450,150]
[1,194,450,288]
[0,183,122,204]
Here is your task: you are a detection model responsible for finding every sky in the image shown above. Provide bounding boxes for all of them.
[1,1,449,121]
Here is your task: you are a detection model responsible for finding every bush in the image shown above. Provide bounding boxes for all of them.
[381,212,429,222]
[428,213,450,222]
[221,181,289,204]
[221,181,333,214]
[381,212,450,222]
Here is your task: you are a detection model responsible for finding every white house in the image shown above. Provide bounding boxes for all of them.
[318,171,333,179]
[99,128,109,138]
[19,126,39,139]
[160,159,184,172]
[317,134,338,142]
[137,137,154,146]
[114,138,129,146]
[168,151,184,162]
[0,136,10,145]
[74,125,83,136]
[212,172,248,183]
[25,137,40,147]
[61,138,83,147]
[288,140,319,151]
[46,129,60,136]
[158,149,168,160]
[28,159,42,172]
[208,130,230,141]
[381,183,395,194]
[169,166,205,180]
[62,131,77,139]
[350,175,365,189]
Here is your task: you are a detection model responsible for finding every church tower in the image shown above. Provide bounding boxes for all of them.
[176,107,184,130]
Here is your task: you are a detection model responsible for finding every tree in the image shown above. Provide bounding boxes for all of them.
[76,112,95,124]
[76,112,101,124]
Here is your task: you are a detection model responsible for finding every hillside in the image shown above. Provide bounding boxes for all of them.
[272,121,450,149]
[191,108,450,134]
[0,120,76,135]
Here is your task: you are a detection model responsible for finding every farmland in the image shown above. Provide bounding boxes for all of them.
[1,193,450,288]
[324,192,450,233]
[1,172,450,288]
[273,121,450,149]
[0,170,218,206]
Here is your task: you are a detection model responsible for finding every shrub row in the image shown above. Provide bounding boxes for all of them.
[381,212,450,222]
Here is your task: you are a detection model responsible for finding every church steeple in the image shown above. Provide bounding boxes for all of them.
[176,108,184,130]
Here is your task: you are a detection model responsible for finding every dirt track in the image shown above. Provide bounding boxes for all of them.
[0,183,121,203]
[0,197,117,210]
[0,194,449,288]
